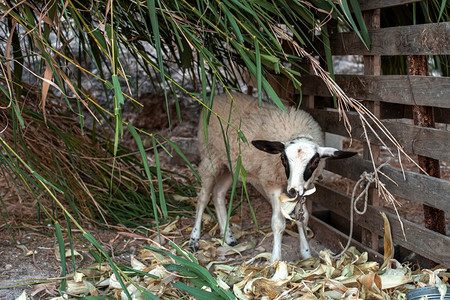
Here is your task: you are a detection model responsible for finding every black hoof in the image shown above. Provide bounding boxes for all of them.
[228,240,237,247]
[189,240,199,252]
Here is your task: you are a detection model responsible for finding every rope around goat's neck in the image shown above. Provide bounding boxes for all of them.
[331,160,391,259]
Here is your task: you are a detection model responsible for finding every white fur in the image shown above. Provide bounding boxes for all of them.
[189,92,330,263]
[284,139,320,196]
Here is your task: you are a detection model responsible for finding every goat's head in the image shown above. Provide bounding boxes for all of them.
[252,137,357,199]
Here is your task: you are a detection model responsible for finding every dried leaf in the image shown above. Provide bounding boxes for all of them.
[161,216,180,234]
[271,261,290,282]
[217,277,231,290]
[281,201,297,220]
[73,271,85,283]
[246,252,272,265]
[149,265,168,278]
[297,293,318,299]
[15,291,30,300]
[249,278,282,299]
[379,274,411,289]
[323,290,344,299]
[131,255,146,271]
[17,244,35,256]
[234,271,255,300]
[41,61,53,123]
[31,282,58,297]
[320,250,333,266]
[97,278,110,287]
[217,240,256,257]
[66,280,96,295]
[109,273,123,289]
[357,261,379,273]
[380,212,394,270]
[121,284,141,300]
[341,287,360,299]
[65,249,83,260]
[357,273,382,294]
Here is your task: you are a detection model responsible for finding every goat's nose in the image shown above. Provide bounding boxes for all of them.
[287,188,297,199]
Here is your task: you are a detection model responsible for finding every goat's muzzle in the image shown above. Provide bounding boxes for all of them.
[286,188,298,199]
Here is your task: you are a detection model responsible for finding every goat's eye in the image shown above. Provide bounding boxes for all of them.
[311,157,320,169]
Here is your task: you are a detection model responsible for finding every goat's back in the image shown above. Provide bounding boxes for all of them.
[197,92,324,181]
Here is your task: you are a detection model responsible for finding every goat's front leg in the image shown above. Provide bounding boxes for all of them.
[189,175,214,252]
[267,188,285,263]
[295,200,312,259]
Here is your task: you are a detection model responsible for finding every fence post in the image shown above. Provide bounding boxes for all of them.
[407,55,447,239]
[361,8,382,252]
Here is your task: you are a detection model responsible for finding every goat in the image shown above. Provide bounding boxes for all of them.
[189,92,356,262]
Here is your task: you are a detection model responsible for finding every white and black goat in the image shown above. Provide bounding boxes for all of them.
[189,92,356,262]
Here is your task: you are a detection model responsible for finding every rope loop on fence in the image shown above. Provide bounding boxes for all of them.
[352,170,377,215]
[332,160,390,259]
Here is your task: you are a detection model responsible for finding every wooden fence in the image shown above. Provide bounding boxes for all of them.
[277,0,450,267]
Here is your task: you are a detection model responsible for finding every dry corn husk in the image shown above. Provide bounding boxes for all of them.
[279,186,316,220]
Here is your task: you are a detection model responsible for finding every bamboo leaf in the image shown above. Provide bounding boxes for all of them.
[437,0,447,23]
[146,0,168,102]
[152,136,168,219]
[127,124,160,229]
[349,0,371,49]
[220,3,244,44]
[254,38,262,106]
[172,282,226,300]
[55,222,66,292]
[340,0,371,49]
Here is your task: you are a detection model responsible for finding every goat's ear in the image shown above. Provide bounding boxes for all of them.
[318,147,357,159]
[252,140,285,154]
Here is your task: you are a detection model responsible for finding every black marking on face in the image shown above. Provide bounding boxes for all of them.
[280,151,290,178]
[303,153,320,181]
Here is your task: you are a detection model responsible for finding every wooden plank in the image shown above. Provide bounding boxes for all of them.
[358,0,422,11]
[326,22,450,55]
[309,184,450,267]
[300,75,450,109]
[325,156,450,213]
[307,109,450,161]
[309,216,384,263]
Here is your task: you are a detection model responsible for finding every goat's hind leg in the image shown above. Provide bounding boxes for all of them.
[189,169,214,252]
[212,171,236,246]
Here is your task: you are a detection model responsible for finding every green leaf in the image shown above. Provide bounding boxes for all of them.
[437,0,447,23]
[112,75,124,105]
[349,0,371,49]
[340,0,371,49]
[55,222,66,292]
[152,136,168,219]
[172,281,226,300]
[254,38,262,106]
[220,3,244,44]
[127,124,160,231]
